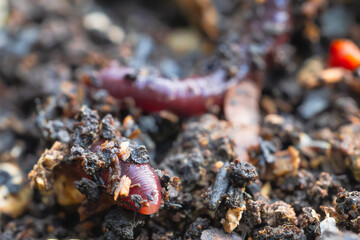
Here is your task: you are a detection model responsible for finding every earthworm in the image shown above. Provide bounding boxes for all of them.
[96,0,292,116]
[89,139,162,215]
[114,160,162,215]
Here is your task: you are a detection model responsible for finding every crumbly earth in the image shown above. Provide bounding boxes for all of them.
[1,0,360,239]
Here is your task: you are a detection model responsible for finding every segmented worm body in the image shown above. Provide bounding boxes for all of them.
[97,0,292,116]
[90,139,162,215]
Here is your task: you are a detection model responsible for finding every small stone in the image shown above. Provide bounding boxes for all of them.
[298,88,330,119]
[320,215,339,235]
[83,12,112,32]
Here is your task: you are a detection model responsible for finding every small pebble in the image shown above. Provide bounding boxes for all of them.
[83,12,112,32]
[321,5,351,38]
[320,215,340,235]
[298,88,330,119]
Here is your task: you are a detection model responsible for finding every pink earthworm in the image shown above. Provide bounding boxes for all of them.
[96,0,292,116]
[89,139,162,215]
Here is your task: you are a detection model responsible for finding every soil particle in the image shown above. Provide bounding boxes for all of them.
[184,217,210,239]
[73,106,100,147]
[103,206,142,240]
[299,207,321,239]
[335,191,360,233]
[255,225,306,240]
[266,201,298,226]
[130,145,150,164]
[74,178,101,202]
[227,160,258,188]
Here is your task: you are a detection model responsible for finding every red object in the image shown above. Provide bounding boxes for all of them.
[90,140,162,215]
[98,66,237,117]
[329,39,360,71]
[96,0,292,117]
[116,160,162,215]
